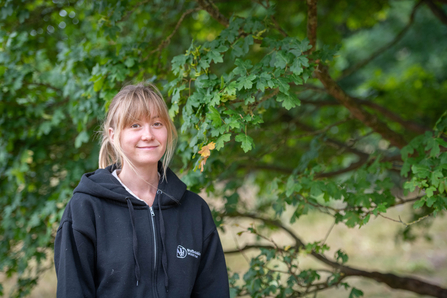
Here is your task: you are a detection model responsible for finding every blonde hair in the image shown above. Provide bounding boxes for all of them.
[99,83,177,180]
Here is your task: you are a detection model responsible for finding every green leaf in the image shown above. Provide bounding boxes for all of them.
[335,249,349,264]
[286,175,295,197]
[425,186,436,198]
[93,76,105,92]
[74,131,89,148]
[290,59,304,75]
[233,59,253,75]
[349,287,364,298]
[426,194,437,207]
[215,133,231,150]
[440,181,445,194]
[276,93,300,110]
[274,51,289,69]
[124,58,135,68]
[413,198,426,209]
[276,77,290,93]
[241,74,256,90]
[207,50,223,64]
[235,134,254,152]
[411,165,430,178]
[208,106,222,127]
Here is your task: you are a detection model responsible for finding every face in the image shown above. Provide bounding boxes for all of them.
[109,116,168,169]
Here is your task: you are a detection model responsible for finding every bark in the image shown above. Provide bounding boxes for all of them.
[306,0,318,51]
[313,253,447,298]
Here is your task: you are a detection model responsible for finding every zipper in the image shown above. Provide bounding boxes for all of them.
[150,199,160,298]
[149,206,157,270]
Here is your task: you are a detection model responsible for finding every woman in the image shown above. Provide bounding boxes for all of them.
[54,83,230,298]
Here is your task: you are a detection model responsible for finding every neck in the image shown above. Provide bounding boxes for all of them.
[118,162,159,196]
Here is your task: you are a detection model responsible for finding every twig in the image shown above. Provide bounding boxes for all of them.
[230,227,251,263]
[290,118,350,139]
[119,0,153,23]
[378,213,432,227]
[339,1,423,79]
[322,221,335,245]
[252,0,288,37]
[143,8,200,60]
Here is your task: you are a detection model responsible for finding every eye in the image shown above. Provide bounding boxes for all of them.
[153,121,163,127]
[131,123,141,128]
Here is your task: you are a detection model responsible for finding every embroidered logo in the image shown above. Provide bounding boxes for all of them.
[176,245,201,259]
[176,245,187,258]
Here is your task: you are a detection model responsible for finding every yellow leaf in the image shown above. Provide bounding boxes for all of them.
[197,142,216,172]
[198,147,210,158]
[284,245,291,251]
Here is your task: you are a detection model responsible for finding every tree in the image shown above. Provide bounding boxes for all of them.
[1,0,447,297]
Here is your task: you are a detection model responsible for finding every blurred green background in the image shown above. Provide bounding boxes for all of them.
[1,0,447,297]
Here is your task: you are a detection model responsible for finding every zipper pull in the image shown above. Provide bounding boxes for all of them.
[150,206,155,217]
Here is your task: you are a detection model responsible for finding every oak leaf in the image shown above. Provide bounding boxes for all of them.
[198,142,216,172]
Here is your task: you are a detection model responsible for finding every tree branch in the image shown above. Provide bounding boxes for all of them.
[306,0,318,51]
[143,8,200,61]
[359,99,430,134]
[316,158,368,178]
[424,0,447,26]
[306,0,409,149]
[299,98,431,135]
[339,1,423,79]
[315,66,408,149]
[195,0,229,27]
[253,0,289,37]
[291,119,370,160]
[224,244,277,255]
[227,212,447,298]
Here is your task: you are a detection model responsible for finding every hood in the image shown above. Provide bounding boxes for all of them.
[73,162,186,209]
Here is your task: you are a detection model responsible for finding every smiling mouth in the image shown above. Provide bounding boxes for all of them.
[137,146,158,149]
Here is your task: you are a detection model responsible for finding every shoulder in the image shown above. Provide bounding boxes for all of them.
[180,190,217,236]
[58,193,102,233]
[181,190,213,214]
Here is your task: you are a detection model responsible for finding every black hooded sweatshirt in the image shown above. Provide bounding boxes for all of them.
[54,164,229,298]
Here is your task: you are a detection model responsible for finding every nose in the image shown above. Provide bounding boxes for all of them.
[141,125,154,141]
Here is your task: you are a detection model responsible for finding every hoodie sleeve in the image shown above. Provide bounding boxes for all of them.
[191,228,230,298]
[54,202,96,298]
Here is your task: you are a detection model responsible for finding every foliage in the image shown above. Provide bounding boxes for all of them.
[1,0,447,297]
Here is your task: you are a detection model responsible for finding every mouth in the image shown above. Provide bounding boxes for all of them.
[137,146,158,150]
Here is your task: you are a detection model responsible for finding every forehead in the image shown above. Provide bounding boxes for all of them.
[118,102,166,127]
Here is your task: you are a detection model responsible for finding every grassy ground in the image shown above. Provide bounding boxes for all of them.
[1,204,446,297]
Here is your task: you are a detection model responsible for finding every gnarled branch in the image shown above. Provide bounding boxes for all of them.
[226,212,447,298]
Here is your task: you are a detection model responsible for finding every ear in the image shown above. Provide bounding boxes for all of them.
[108,128,114,142]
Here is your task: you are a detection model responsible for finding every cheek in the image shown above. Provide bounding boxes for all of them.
[159,129,168,147]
